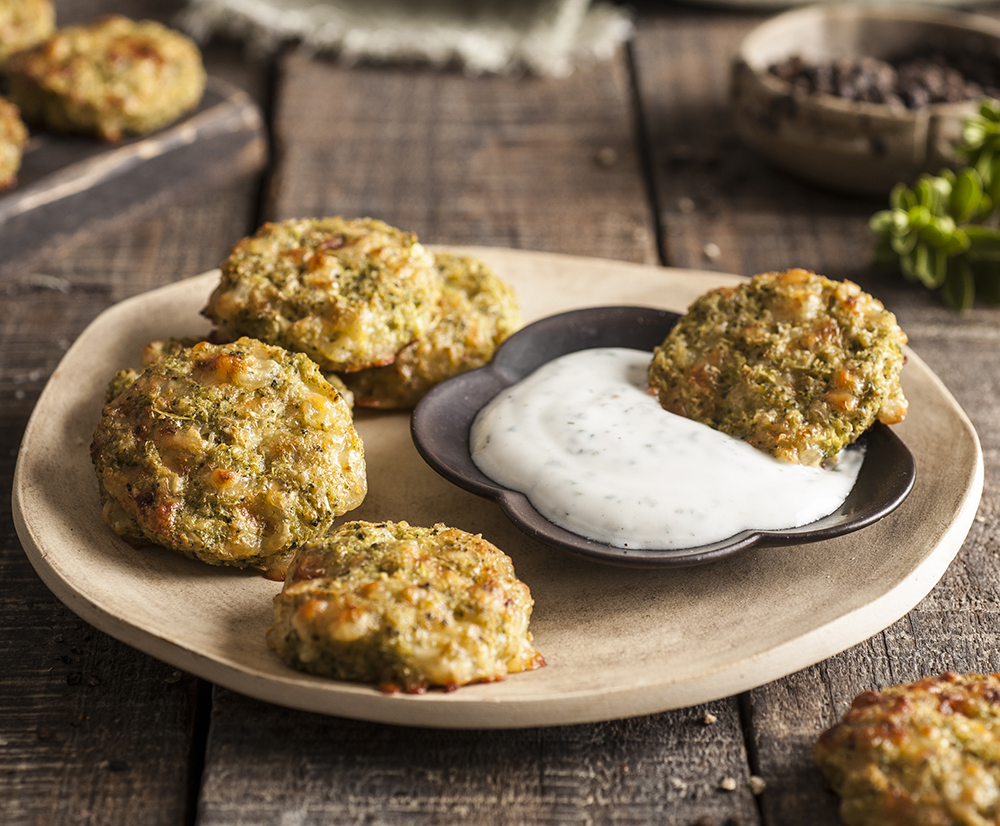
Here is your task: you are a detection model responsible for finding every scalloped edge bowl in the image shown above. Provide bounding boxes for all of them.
[411,306,916,567]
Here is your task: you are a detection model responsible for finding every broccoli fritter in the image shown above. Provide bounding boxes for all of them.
[648,268,908,466]
[815,672,1000,826]
[267,520,544,692]
[0,0,55,69]
[7,15,205,141]
[91,338,366,575]
[341,252,521,409]
[203,217,443,373]
[0,95,28,190]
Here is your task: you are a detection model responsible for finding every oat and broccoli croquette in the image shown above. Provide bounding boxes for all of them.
[0,0,55,69]
[91,338,366,573]
[203,217,443,373]
[267,520,544,692]
[341,252,521,409]
[648,268,908,466]
[0,95,28,190]
[7,15,205,141]
[815,672,1000,826]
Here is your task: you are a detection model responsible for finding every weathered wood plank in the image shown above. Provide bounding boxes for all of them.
[632,7,1000,825]
[198,689,759,826]
[266,48,658,263]
[630,7,883,282]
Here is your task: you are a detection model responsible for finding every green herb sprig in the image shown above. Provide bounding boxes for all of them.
[871,99,1000,310]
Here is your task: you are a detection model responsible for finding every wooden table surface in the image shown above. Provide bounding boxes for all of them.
[4,1,1000,824]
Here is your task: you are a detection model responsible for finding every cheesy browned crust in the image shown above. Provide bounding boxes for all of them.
[341,252,521,409]
[0,96,28,190]
[815,672,1000,826]
[105,336,355,411]
[104,337,206,404]
[648,268,908,466]
[91,337,366,574]
[267,520,544,692]
[7,15,205,142]
[203,217,443,373]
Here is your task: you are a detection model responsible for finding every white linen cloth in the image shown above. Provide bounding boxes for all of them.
[180,0,633,76]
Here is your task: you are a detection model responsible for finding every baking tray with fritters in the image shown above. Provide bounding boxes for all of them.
[0,77,267,280]
[11,248,983,729]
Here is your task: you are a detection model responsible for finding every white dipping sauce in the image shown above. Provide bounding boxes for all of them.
[470,347,864,549]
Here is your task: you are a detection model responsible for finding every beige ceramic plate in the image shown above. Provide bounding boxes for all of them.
[12,248,982,729]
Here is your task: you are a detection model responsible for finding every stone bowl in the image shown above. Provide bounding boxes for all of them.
[731,3,1000,196]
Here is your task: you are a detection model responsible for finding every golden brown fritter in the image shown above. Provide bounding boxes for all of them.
[0,95,27,190]
[7,15,205,141]
[0,0,55,69]
[815,672,1000,826]
[91,338,366,575]
[203,217,443,373]
[267,520,544,692]
[648,268,908,466]
[341,252,521,409]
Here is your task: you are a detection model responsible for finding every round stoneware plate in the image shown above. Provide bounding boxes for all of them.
[12,247,983,729]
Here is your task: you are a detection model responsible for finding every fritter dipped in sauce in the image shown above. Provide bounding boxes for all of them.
[267,520,544,692]
[648,268,908,466]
